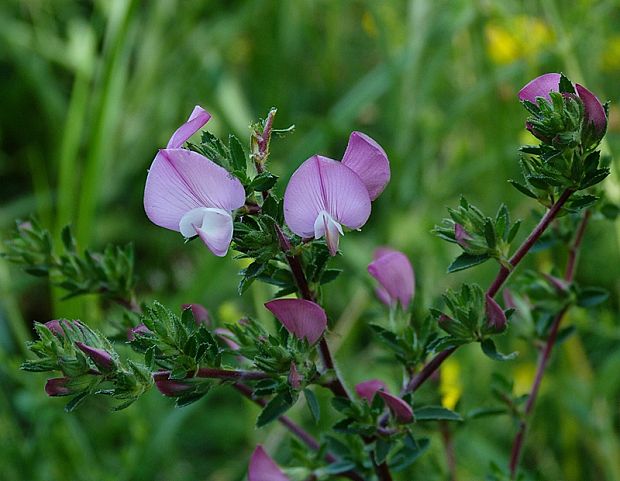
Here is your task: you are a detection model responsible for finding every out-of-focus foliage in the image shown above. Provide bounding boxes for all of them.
[0,1,618,480]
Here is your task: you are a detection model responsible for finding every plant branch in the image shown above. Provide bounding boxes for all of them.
[399,188,575,399]
[508,209,590,479]
[196,368,271,381]
[233,383,366,481]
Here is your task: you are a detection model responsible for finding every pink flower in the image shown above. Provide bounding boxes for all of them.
[144,106,245,257]
[264,299,327,344]
[354,379,414,423]
[485,295,507,333]
[45,377,72,397]
[75,342,114,371]
[248,446,289,481]
[519,73,607,137]
[367,247,415,310]
[283,132,389,256]
[152,371,193,397]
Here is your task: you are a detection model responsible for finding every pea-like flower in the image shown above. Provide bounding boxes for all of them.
[143,106,246,257]
[355,379,414,423]
[248,446,289,481]
[283,132,389,255]
[519,73,607,138]
[367,247,415,310]
[264,298,327,344]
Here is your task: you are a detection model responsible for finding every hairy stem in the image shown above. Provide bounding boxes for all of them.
[274,224,388,479]
[400,188,575,398]
[509,210,590,479]
[233,383,366,481]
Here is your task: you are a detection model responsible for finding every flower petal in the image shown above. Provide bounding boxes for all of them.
[284,155,371,238]
[144,149,245,231]
[75,342,114,370]
[378,391,414,423]
[518,73,561,102]
[341,131,390,200]
[485,294,507,333]
[214,328,240,351]
[575,83,607,136]
[248,446,289,481]
[355,379,388,403]
[45,377,72,397]
[193,209,235,257]
[368,249,415,310]
[314,211,344,256]
[166,105,211,149]
[264,299,327,344]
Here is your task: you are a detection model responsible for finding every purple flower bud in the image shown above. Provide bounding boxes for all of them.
[264,299,327,344]
[153,371,193,397]
[378,391,414,423]
[181,303,210,325]
[367,247,415,310]
[45,319,84,337]
[127,323,152,341]
[485,295,507,333]
[214,328,240,351]
[542,273,569,294]
[288,362,302,389]
[355,379,388,403]
[502,289,516,310]
[519,73,607,138]
[454,224,472,249]
[45,377,72,397]
[75,342,114,371]
[248,445,289,481]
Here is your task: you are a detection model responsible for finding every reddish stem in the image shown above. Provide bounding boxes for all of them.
[508,210,590,479]
[399,188,575,399]
[233,383,366,481]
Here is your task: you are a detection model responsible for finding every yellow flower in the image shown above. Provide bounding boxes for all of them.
[485,16,554,64]
[602,35,620,71]
[440,358,462,410]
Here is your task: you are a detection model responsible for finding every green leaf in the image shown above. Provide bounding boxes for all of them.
[304,388,321,423]
[250,172,278,192]
[466,406,506,419]
[559,73,576,94]
[415,405,463,422]
[322,460,357,475]
[61,225,76,252]
[480,338,518,361]
[508,180,537,199]
[64,392,89,412]
[256,391,296,427]
[228,134,247,172]
[390,437,430,472]
[375,437,393,464]
[320,269,342,284]
[447,253,489,273]
[576,287,609,307]
[484,218,496,249]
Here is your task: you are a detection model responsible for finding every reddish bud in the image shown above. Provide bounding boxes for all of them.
[45,377,72,397]
[75,342,114,370]
[485,295,507,333]
[288,362,302,389]
[153,372,193,397]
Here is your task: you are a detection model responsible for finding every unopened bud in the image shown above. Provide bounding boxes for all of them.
[153,372,193,397]
[45,377,72,397]
[75,342,114,371]
[454,224,472,249]
[288,362,302,389]
[485,295,507,333]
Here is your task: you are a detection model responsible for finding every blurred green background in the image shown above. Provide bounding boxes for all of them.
[1,0,619,480]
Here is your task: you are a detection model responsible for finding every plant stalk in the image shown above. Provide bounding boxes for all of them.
[508,210,590,479]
